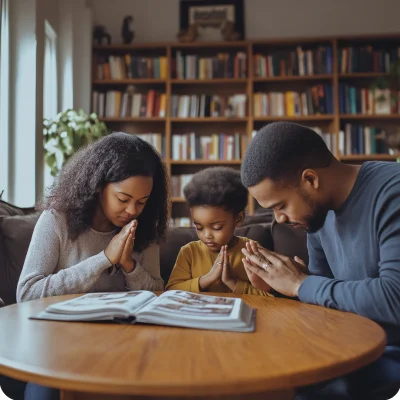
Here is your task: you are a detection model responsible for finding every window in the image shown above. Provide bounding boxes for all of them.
[0,0,9,200]
[43,20,58,190]
[43,20,57,119]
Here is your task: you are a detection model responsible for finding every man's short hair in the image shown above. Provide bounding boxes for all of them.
[241,122,333,187]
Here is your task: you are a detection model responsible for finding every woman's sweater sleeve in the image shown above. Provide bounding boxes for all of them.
[16,211,112,302]
[123,242,164,291]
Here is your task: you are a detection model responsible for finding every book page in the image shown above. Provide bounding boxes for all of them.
[45,291,156,316]
[138,290,242,321]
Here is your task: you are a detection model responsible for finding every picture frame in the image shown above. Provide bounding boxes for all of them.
[179,0,245,41]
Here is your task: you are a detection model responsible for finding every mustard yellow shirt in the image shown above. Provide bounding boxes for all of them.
[166,237,272,296]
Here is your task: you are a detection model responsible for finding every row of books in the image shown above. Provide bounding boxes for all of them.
[92,89,167,118]
[171,174,193,198]
[171,133,247,161]
[93,47,399,80]
[173,51,247,79]
[338,46,400,74]
[133,133,165,157]
[253,84,334,117]
[134,128,334,160]
[338,84,400,115]
[94,55,168,80]
[119,128,388,159]
[338,124,388,155]
[170,218,191,228]
[313,128,336,154]
[171,94,247,118]
[253,46,333,77]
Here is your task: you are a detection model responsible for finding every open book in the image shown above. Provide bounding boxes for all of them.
[33,290,256,332]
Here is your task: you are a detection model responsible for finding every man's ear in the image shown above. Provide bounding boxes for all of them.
[301,169,319,191]
[236,211,245,227]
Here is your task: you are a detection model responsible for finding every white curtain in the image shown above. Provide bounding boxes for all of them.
[0,0,10,200]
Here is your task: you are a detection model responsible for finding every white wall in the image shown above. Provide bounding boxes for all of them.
[90,0,400,44]
[36,0,60,199]
[73,5,92,112]
[58,1,74,111]
[9,0,38,206]
[8,0,60,206]
[7,0,92,206]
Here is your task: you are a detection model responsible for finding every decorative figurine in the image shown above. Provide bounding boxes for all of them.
[221,21,240,41]
[177,23,198,43]
[122,15,135,44]
[93,25,111,45]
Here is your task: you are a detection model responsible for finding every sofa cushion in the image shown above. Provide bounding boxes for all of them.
[0,199,35,217]
[242,210,274,226]
[271,221,309,265]
[159,222,273,285]
[0,213,41,305]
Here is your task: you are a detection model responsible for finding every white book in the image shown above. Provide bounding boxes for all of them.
[172,135,181,160]
[190,133,196,160]
[339,130,345,156]
[32,290,256,333]
[181,135,188,160]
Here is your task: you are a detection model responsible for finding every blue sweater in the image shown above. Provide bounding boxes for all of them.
[298,161,400,345]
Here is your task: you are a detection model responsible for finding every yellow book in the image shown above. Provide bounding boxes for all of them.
[159,94,167,117]
[159,57,167,79]
[115,91,121,117]
[285,91,295,116]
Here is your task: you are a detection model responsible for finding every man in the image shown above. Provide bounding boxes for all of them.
[240,121,400,400]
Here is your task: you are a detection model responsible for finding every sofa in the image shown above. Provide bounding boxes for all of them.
[0,200,308,307]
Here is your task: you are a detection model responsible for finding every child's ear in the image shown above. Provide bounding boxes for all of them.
[235,211,245,227]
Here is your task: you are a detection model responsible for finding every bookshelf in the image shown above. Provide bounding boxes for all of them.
[92,34,400,224]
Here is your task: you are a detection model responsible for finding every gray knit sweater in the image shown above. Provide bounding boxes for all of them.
[17,210,164,302]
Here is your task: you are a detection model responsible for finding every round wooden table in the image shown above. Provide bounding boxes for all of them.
[0,294,386,400]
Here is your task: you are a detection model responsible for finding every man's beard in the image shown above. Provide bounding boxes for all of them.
[299,189,329,234]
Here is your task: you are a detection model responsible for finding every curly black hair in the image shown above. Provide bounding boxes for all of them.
[183,167,248,215]
[241,122,333,187]
[39,132,170,252]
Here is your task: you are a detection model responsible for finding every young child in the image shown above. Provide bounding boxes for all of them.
[166,166,272,296]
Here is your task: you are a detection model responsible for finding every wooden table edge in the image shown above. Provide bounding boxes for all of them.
[0,328,387,396]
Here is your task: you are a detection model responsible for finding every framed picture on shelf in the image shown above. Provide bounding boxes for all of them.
[179,0,245,41]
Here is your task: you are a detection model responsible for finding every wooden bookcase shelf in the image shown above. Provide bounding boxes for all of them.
[339,154,398,161]
[338,73,391,79]
[340,114,400,120]
[253,75,333,82]
[92,33,400,221]
[253,116,334,122]
[170,160,242,165]
[93,79,167,85]
[100,117,167,122]
[171,78,248,84]
[170,117,248,122]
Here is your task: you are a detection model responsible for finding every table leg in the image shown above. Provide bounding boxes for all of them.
[61,389,295,400]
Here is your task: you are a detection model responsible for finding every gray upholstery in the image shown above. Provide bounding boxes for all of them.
[0,200,307,305]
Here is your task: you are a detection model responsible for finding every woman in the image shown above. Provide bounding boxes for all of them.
[18,132,169,302]
[17,132,170,400]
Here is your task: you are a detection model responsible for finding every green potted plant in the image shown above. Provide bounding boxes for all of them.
[43,109,109,176]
